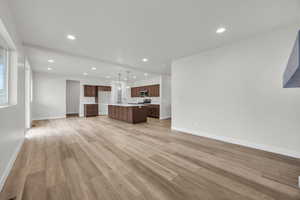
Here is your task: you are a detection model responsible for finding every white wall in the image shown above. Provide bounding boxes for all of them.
[0,0,25,191]
[110,81,127,104]
[160,75,171,119]
[172,23,300,158]
[66,80,80,114]
[130,76,160,87]
[32,72,66,120]
[32,72,110,119]
[25,60,32,129]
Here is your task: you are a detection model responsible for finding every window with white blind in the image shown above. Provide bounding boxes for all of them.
[0,47,8,105]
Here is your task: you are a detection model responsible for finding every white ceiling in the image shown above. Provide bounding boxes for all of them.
[24,45,159,81]
[8,0,300,76]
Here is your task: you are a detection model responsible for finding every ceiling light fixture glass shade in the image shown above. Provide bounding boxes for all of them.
[67,34,76,40]
[142,58,148,62]
[216,27,226,34]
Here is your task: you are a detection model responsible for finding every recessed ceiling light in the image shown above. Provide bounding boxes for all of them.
[216,27,226,34]
[83,72,88,76]
[142,58,148,62]
[67,34,76,40]
[47,67,52,71]
[144,73,148,76]
[106,75,111,79]
[91,67,97,70]
[133,75,137,79]
[48,59,54,63]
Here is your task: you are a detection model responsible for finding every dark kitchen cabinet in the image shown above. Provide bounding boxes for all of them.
[108,105,147,123]
[84,104,98,117]
[130,87,135,97]
[148,84,160,97]
[147,104,160,118]
[135,87,140,97]
[84,85,97,97]
[130,84,160,97]
[131,87,139,97]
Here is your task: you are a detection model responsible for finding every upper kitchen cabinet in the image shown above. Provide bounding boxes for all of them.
[131,87,139,97]
[84,85,97,97]
[130,84,160,97]
[148,84,160,97]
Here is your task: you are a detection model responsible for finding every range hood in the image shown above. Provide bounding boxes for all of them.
[283,30,300,88]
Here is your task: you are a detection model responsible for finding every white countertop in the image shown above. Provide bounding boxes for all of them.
[109,104,145,107]
[109,103,159,107]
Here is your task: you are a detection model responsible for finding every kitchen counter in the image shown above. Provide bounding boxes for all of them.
[108,104,146,107]
[109,103,159,107]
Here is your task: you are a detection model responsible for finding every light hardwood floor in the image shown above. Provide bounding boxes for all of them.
[1,116,300,200]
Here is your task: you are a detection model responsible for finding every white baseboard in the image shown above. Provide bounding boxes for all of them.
[0,138,24,192]
[172,126,300,159]
[32,115,66,121]
[160,116,171,120]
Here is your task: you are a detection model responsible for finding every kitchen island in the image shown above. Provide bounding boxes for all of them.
[108,104,148,123]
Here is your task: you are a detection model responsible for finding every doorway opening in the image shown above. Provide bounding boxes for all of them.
[25,61,32,130]
[66,80,80,118]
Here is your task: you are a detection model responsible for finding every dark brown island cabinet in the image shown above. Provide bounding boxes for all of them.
[108,105,148,123]
[147,104,160,118]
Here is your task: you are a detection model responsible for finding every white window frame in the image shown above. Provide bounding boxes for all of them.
[0,18,18,108]
[0,47,10,106]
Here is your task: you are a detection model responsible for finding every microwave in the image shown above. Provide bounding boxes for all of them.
[140,90,149,97]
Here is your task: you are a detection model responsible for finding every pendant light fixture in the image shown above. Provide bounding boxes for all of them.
[117,73,122,103]
[117,72,121,90]
[126,71,130,89]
